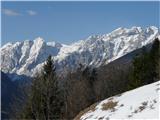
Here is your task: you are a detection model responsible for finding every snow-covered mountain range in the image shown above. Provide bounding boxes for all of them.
[75,81,160,120]
[0,26,159,77]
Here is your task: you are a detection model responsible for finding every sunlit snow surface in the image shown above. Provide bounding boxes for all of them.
[79,81,160,120]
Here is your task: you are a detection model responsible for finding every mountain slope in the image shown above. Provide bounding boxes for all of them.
[1,37,62,76]
[1,72,21,119]
[75,81,160,120]
[1,26,159,77]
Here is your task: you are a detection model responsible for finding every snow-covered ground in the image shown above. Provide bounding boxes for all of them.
[76,81,160,120]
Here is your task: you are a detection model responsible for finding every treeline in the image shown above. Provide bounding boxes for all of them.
[12,38,159,119]
[128,38,159,89]
[14,56,98,119]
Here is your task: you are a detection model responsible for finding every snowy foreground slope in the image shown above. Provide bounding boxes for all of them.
[75,81,160,120]
[1,26,159,77]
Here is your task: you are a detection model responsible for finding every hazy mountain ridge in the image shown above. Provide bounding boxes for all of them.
[1,26,159,77]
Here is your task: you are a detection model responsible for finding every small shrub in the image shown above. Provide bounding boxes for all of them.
[150,104,154,109]
[133,109,138,113]
[139,106,145,112]
[120,104,124,107]
[153,99,157,103]
[142,101,148,106]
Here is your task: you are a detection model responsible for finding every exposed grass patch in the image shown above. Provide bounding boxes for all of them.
[74,102,98,120]
[102,100,118,111]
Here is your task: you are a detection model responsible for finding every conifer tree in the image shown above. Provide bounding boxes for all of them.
[20,55,64,120]
[128,38,160,90]
[82,67,97,103]
[149,38,160,81]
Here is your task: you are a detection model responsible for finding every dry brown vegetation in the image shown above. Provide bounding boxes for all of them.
[102,100,118,111]
[132,101,148,115]
[142,101,148,106]
[133,109,138,113]
[139,106,145,112]
[74,102,99,120]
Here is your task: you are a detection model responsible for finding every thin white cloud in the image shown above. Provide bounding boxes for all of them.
[2,9,38,17]
[2,9,21,16]
[26,10,37,16]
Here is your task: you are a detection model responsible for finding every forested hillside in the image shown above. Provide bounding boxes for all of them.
[6,38,159,120]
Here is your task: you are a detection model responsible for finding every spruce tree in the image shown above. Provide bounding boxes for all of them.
[149,38,160,81]
[89,68,97,102]
[128,38,160,90]
[20,55,64,120]
[82,67,97,103]
[128,55,143,90]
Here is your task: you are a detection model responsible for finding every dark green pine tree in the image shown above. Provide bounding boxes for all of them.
[82,67,97,103]
[149,38,160,82]
[128,38,160,90]
[20,55,64,120]
[89,68,97,102]
[128,55,143,90]
[128,46,149,89]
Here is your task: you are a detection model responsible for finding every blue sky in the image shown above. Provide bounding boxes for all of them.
[1,1,159,45]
